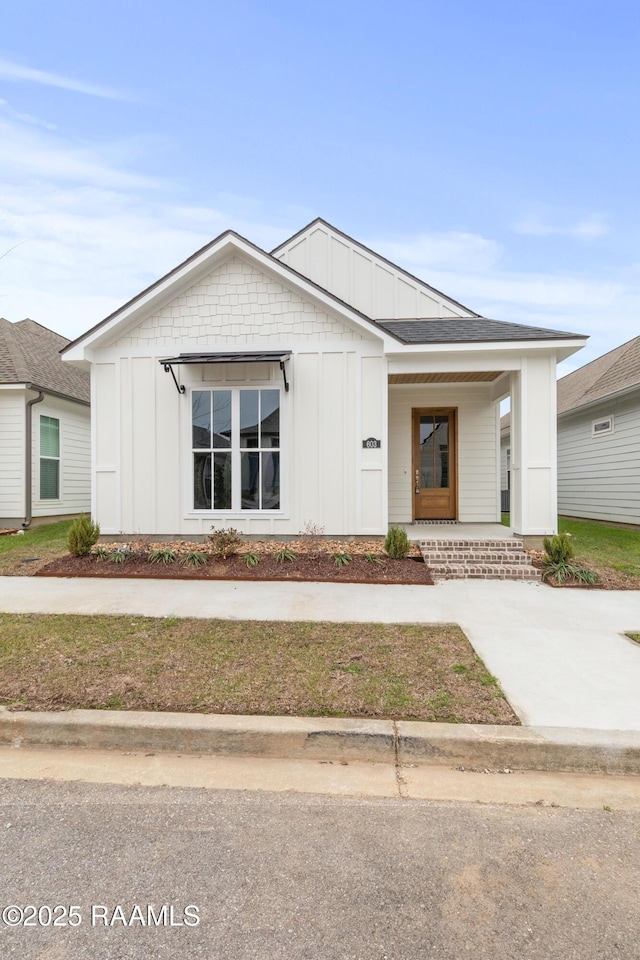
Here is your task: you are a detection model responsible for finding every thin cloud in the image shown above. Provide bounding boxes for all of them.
[0,59,129,101]
[514,218,608,239]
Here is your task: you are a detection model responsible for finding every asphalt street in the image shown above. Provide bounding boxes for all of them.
[0,778,638,960]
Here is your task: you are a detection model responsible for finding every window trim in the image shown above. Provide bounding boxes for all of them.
[187,384,286,517]
[39,414,62,502]
[591,415,614,437]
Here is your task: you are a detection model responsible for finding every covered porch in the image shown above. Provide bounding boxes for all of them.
[383,336,585,548]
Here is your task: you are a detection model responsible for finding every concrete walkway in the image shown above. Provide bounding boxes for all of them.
[1,576,639,731]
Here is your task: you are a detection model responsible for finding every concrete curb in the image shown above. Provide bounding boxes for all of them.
[1,710,640,774]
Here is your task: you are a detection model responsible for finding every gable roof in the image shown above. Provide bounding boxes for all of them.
[556,335,640,414]
[0,318,90,403]
[271,217,481,318]
[61,219,587,360]
[378,317,583,345]
[61,229,401,357]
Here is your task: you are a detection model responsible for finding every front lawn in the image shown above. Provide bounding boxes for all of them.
[0,520,72,576]
[557,517,640,579]
[0,615,517,724]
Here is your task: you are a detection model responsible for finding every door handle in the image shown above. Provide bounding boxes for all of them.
[415,469,420,494]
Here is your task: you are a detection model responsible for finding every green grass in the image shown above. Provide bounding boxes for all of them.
[0,520,73,575]
[557,517,640,578]
[0,614,518,724]
[502,514,640,581]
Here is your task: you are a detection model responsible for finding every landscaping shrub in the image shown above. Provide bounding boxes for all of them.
[542,533,599,584]
[333,551,352,567]
[244,552,260,568]
[181,550,207,568]
[384,525,410,560]
[148,548,177,565]
[209,527,242,559]
[67,516,100,557]
[274,547,296,563]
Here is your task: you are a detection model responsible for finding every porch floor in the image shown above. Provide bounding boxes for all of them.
[397,523,516,542]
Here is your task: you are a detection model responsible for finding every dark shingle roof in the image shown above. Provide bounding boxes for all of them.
[377,317,585,345]
[0,318,90,403]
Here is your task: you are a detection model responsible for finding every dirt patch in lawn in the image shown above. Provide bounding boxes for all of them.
[0,615,516,724]
[36,538,433,585]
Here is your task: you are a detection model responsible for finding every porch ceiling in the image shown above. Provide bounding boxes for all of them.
[388,371,502,384]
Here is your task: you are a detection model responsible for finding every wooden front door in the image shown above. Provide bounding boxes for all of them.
[412,408,457,520]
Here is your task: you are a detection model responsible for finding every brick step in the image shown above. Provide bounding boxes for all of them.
[419,538,524,551]
[428,562,541,582]
[421,550,533,564]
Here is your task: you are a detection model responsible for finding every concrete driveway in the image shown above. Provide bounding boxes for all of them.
[1,576,639,731]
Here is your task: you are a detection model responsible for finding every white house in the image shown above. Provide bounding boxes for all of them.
[62,219,586,546]
[502,335,640,525]
[0,318,91,528]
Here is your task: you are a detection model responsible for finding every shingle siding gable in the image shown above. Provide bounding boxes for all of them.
[114,256,371,348]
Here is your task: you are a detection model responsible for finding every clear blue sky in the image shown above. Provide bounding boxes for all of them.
[1,0,639,374]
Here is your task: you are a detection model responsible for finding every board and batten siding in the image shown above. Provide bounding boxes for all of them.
[274,222,473,321]
[388,385,499,523]
[0,389,25,519]
[32,395,91,518]
[557,392,640,524]
[92,255,386,536]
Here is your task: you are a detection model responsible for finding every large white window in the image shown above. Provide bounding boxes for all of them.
[192,388,281,511]
[40,415,60,500]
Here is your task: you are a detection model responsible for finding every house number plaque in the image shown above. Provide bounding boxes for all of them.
[362,437,381,449]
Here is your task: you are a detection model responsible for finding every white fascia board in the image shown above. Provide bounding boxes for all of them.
[0,383,27,391]
[388,354,522,375]
[386,338,587,357]
[63,234,391,362]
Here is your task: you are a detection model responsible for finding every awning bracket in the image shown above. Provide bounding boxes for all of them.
[163,363,186,395]
[279,359,289,392]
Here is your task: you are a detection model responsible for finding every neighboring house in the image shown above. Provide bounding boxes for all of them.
[501,335,640,525]
[62,219,586,545]
[0,318,91,528]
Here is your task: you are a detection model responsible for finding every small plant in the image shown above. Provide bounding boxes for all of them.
[384,525,410,560]
[67,516,100,557]
[95,546,110,561]
[244,552,260,568]
[541,533,599,584]
[543,532,575,564]
[364,552,384,565]
[181,550,207,568]
[148,548,177,564]
[108,548,128,564]
[333,551,352,567]
[452,664,468,675]
[274,547,297,563]
[300,519,325,544]
[209,527,242,559]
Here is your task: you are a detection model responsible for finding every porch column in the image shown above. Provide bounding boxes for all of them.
[510,355,557,543]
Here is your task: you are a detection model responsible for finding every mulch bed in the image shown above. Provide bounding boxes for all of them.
[37,552,433,585]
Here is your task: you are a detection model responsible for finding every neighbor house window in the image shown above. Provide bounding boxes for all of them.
[192,388,280,511]
[40,415,60,500]
[592,416,614,437]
